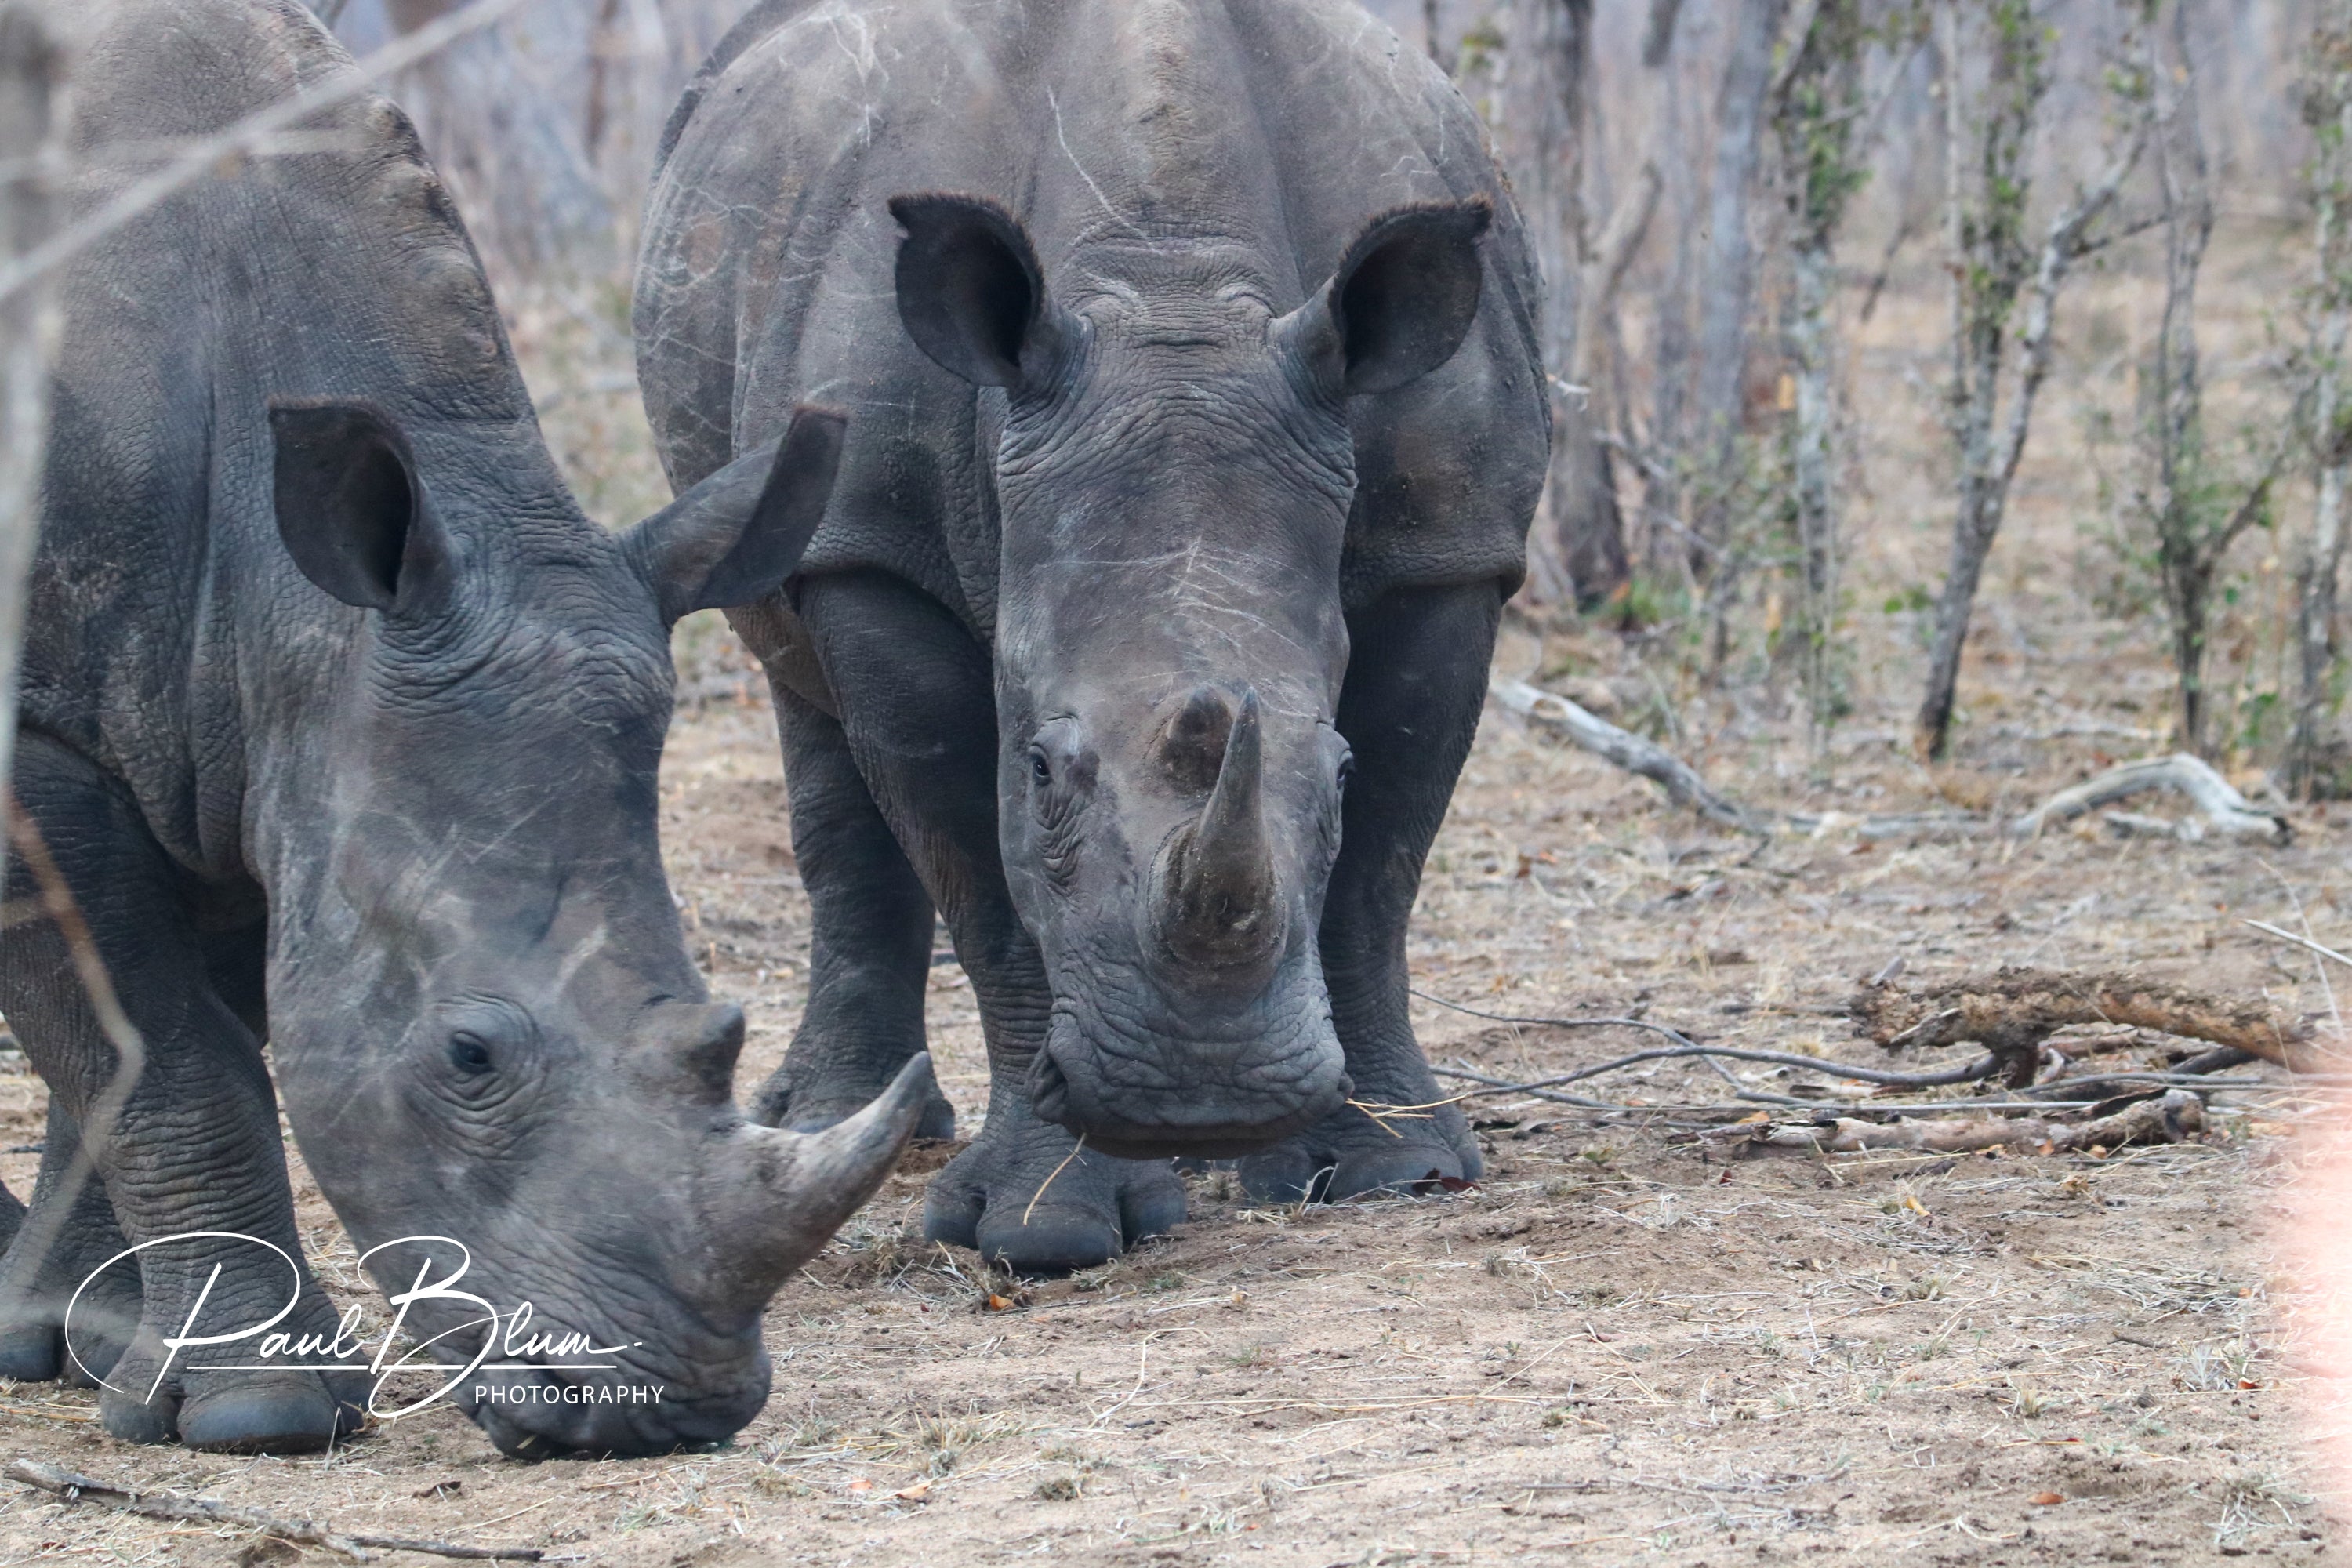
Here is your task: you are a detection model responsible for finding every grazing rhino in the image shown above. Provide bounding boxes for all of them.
[636,0,1548,1272]
[0,0,928,1457]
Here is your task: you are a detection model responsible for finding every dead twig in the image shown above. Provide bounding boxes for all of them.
[2,797,146,1374]
[1704,1087,2205,1155]
[0,0,536,310]
[1019,1134,1086,1228]
[1852,965,2340,1079]
[2245,919,2352,972]
[5,1459,543,1561]
[1413,990,2000,1088]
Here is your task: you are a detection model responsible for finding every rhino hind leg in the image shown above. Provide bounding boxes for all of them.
[792,569,1184,1272]
[1239,583,1504,1204]
[0,1096,140,1384]
[1,735,363,1452]
[751,684,954,1140]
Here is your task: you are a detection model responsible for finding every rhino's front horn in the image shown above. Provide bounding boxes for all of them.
[701,1053,933,1311]
[1153,689,1287,982]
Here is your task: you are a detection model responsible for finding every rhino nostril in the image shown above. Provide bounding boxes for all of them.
[1152,685,1234,793]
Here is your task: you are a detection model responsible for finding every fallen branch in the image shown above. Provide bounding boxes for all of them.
[1488,675,1765,832]
[1853,966,2340,1079]
[1493,677,2292,851]
[5,1459,543,1562]
[2009,755,2287,843]
[1707,1087,2205,1155]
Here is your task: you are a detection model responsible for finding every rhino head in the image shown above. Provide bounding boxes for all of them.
[263,402,925,1457]
[889,194,1490,1159]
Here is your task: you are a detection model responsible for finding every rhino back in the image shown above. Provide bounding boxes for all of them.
[24,0,540,876]
[635,0,1546,631]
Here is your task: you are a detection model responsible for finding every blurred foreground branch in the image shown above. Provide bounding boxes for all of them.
[6,1459,543,1562]
[0,0,532,310]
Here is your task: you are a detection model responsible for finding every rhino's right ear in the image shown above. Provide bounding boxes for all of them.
[889,193,1072,388]
[626,405,846,622]
[270,398,451,612]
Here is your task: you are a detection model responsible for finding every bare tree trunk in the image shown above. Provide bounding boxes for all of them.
[1645,5,1699,572]
[2291,0,2352,796]
[1494,0,1627,612]
[1772,0,1871,763]
[1915,1,2147,760]
[0,9,67,797]
[2148,5,2220,754]
[1689,0,1789,553]
[387,0,612,275]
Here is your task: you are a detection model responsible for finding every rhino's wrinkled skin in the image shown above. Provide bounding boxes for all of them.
[0,0,929,1458]
[637,0,1548,1271]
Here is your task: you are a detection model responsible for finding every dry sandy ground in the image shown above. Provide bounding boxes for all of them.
[0,669,2339,1567]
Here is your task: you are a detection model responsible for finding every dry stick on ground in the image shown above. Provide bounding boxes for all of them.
[1487,675,1765,833]
[1495,675,2288,845]
[1707,1087,2205,1155]
[5,1459,543,1562]
[1415,990,2281,1117]
[2008,755,2287,844]
[1853,965,2341,1080]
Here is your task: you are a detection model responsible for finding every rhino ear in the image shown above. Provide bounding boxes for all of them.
[1277,199,1491,397]
[270,397,452,612]
[627,405,845,622]
[889,193,1070,388]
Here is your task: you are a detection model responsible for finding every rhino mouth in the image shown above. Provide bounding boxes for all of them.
[1029,1026,1348,1161]
[456,1357,769,1460]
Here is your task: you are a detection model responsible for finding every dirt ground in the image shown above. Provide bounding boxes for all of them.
[2,215,2348,1563]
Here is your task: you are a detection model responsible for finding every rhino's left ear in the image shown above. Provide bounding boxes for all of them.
[626,405,846,622]
[1276,198,1490,397]
[272,397,459,615]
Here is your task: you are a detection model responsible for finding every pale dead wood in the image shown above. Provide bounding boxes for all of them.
[1569,159,1663,388]
[1852,966,2341,1079]
[1488,675,1766,832]
[2009,754,2288,843]
[1496,677,2292,851]
[5,1458,543,1561]
[1708,1087,2205,1156]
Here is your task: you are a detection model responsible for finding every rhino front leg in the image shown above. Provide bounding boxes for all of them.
[793,568,1184,1272]
[2,735,363,1451]
[1239,582,1502,1203]
[747,681,954,1139]
[0,1097,140,1384]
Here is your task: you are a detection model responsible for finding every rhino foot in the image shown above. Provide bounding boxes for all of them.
[100,1327,367,1453]
[923,1112,1185,1274]
[1236,1100,1484,1205]
[0,1161,141,1386]
[96,1250,366,1454]
[100,1367,365,1454]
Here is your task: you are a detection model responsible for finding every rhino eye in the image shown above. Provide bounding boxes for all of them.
[1029,746,1052,786]
[1335,753,1355,793]
[449,1033,495,1076]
